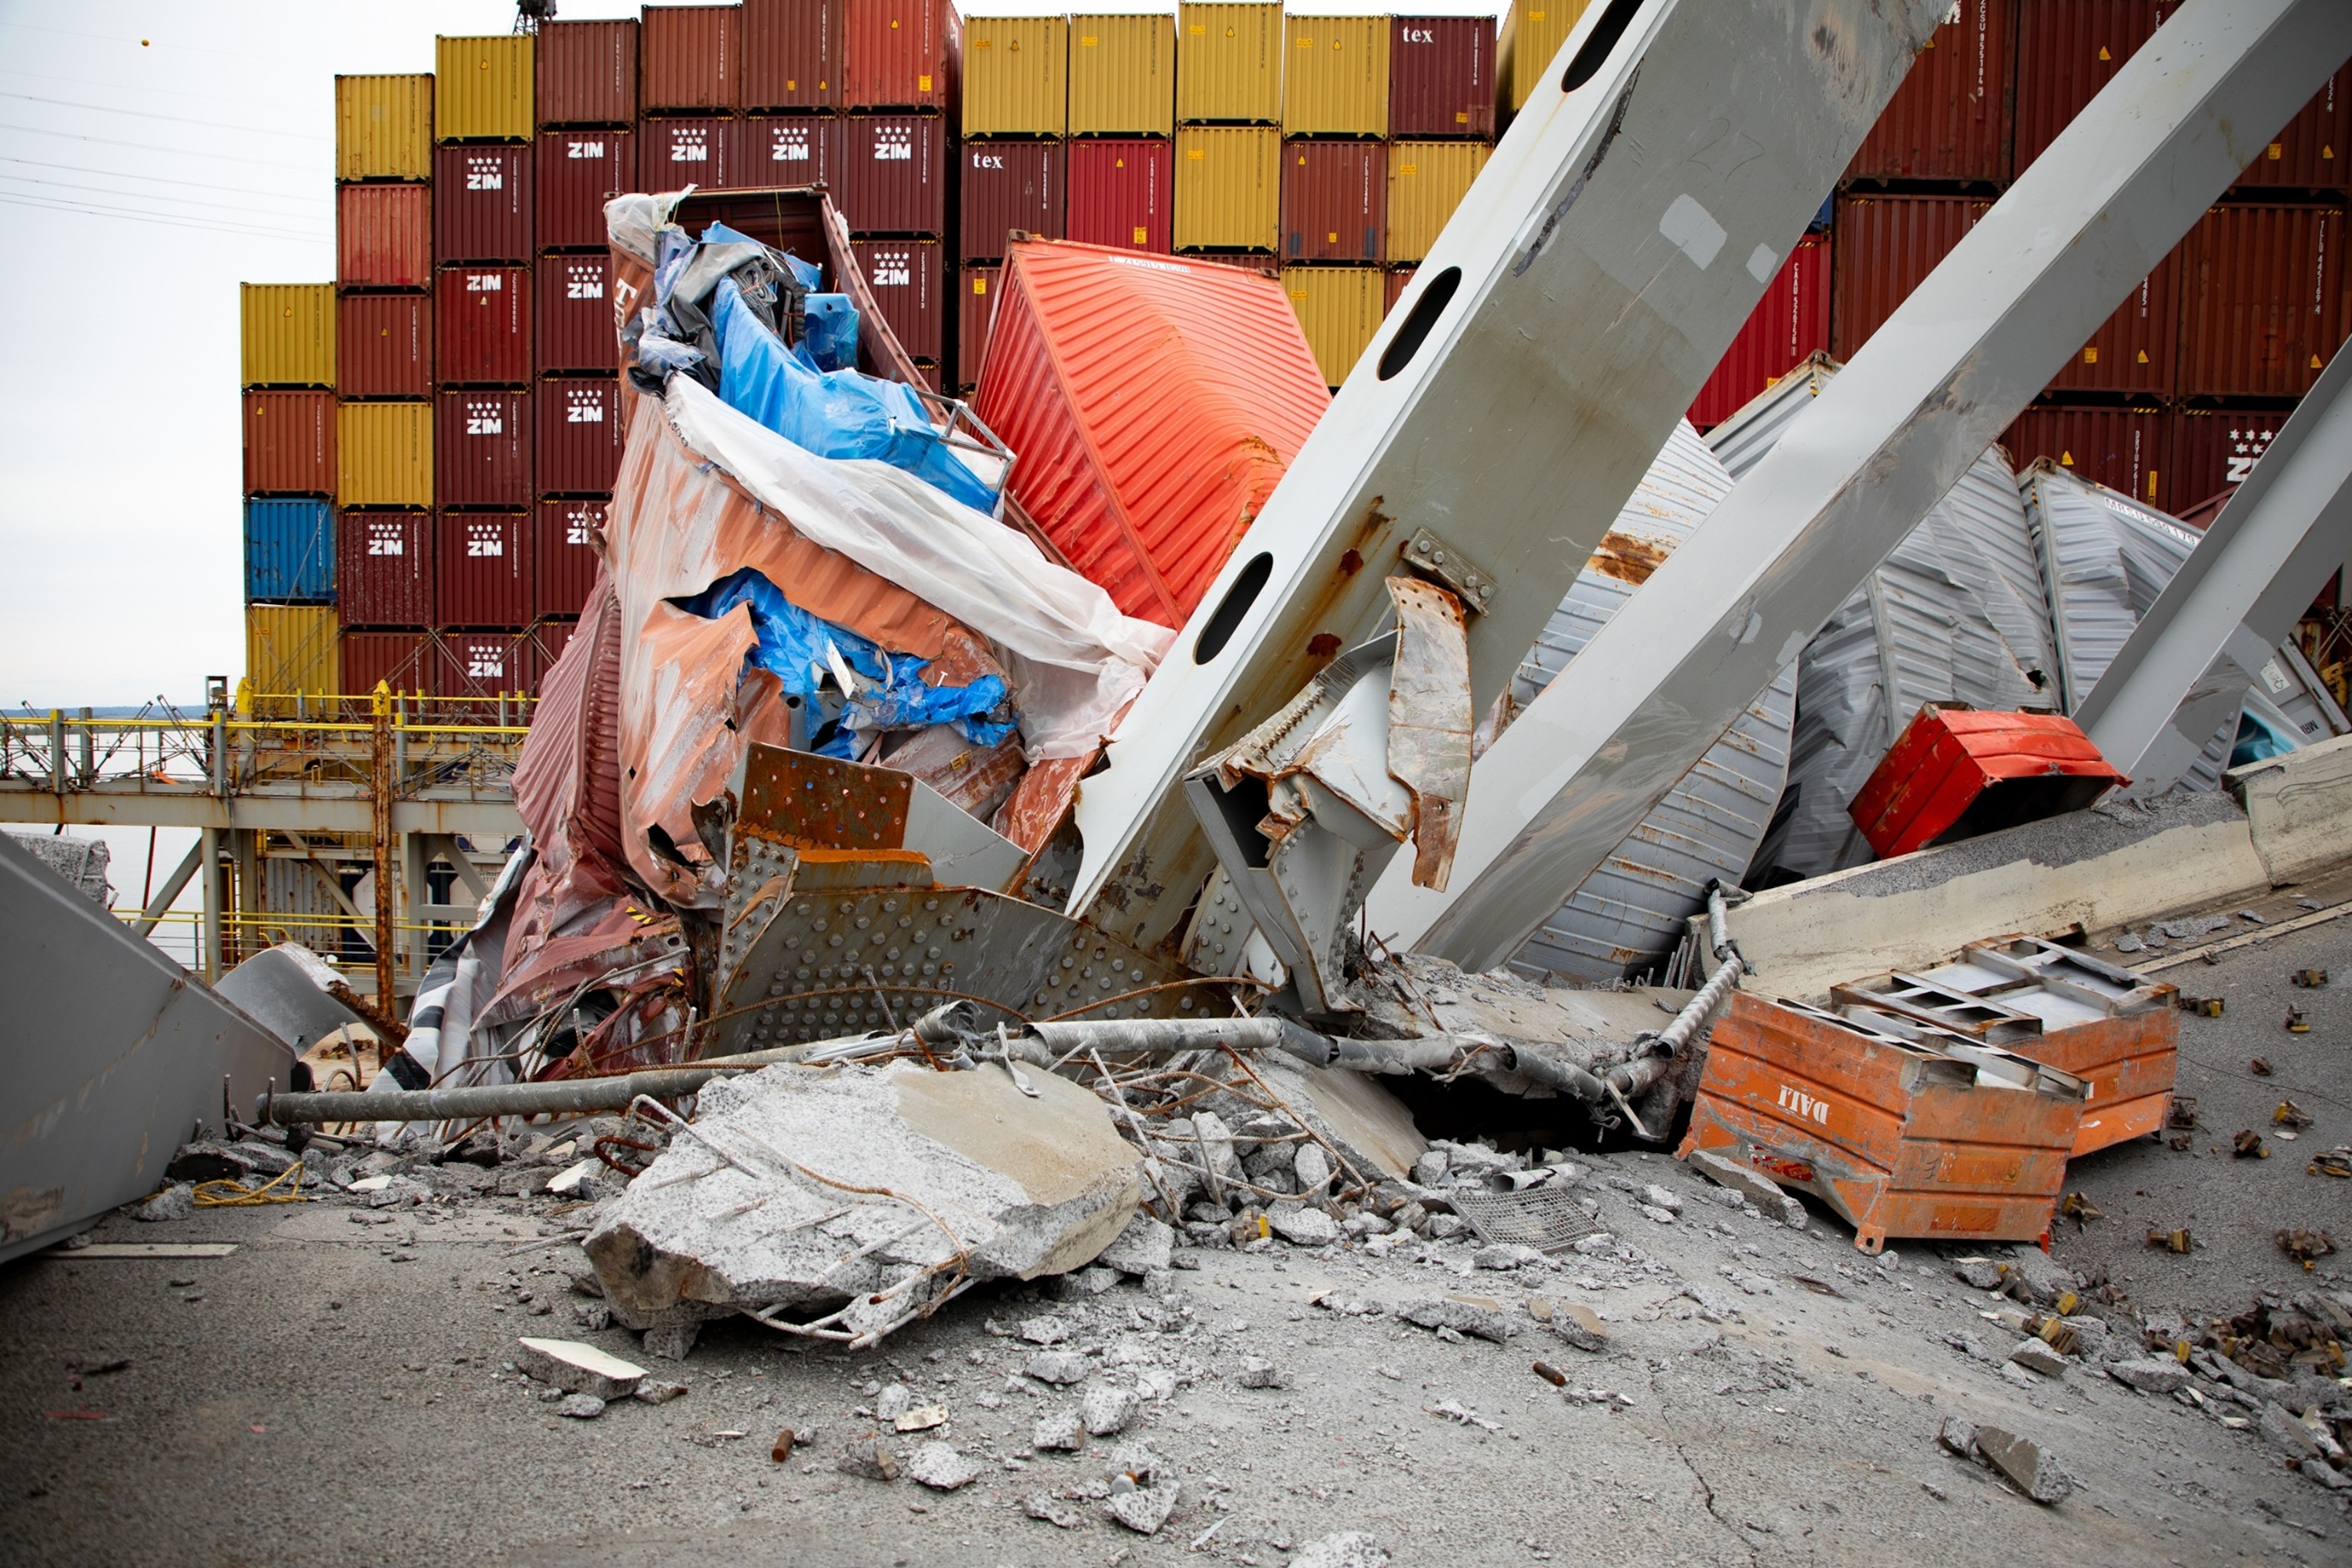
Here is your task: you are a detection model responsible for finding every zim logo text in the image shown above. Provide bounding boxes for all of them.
[770,132,811,162]
[566,265,604,300]
[467,655,506,679]
[1775,1083,1831,1125]
[366,531,404,557]
[874,129,913,161]
[465,158,504,190]
[869,253,911,287]
[466,403,504,436]
[567,140,607,159]
[567,395,605,423]
[467,273,503,292]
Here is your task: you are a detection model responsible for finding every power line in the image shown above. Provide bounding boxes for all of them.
[0,90,332,142]
[0,154,320,207]
[0,191,330,245]
[0,122,323,172]
[0,19,315,70]
[0,64,318,108]
[0,172,328,228]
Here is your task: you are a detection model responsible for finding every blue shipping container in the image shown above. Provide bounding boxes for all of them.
[245,499,335,603]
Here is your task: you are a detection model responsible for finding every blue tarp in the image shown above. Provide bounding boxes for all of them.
[2233,706,2295,768]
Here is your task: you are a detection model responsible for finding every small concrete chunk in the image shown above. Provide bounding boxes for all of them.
[1474,1243,1546,1271]
[515,1336,648,1400]
[555,1393,606,1419]
[1236,1357,1289,1390]
[1082,1383,1141,1436]
[837,1434,900,1481]
[1952,1257,2003,1290]
[1553,1302,1608,1354]
[1018,1315,1073,1345]
[2108,1357,2190,1395]
[1938,1417,1978,1459]
[1026,1351,1090,1386]
[1397,1297,1515,1344]
[1096,1214,1174,1277]
[133,1184,193,1223]
[2259,1402,2324,1460]
[2301,1459,2350,1491]
[546,1158,605,1198]
[642,1321,699,1362]
[2008,1338,2069,1378]
[1291,1534,1391,1568]
[906,1441,979,1490]
[1268,1204,1340,1246]
[1033,1407,1084,1450]
[1639,1184,1683,1214]
[1023,1491,1083,1527]
[634,1379,688,1405]
[1972,1426,2073,1504]
[1684,1148,1805,1227]
[875,1383,913,1420]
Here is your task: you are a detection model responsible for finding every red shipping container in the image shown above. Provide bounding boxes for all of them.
[337,292,433,400]
[638,116,748,188]
[1688,233,1831,428]
[1387,16,1495,141]
[1846,0,2012,185]
[1384,266,1416,313]
[435,629,538,699]
[957,263,1001,388]
[1067,139,1171,253]
[535,498,607,618]
[1830,193,1991,358]
[1850,706,2122,861]
[838,113,947,234]
[2012,0,2171,176]
[972,240,1330,627]
[433,144,532,265]
[844,0,957,111]
[536,378,625,495]
[435,266,532,387]
[961,139,1064,260]
[534,129,636,251]
[535,253,617,375]
[2233,65,2350,192]
[848,238,942,359]
[341,631,433,698]
[747,0,844,110]
[337,183,431,289]
[436,511,534,627]
[536,18,640,127]
[743,113,841,190]
[1282,140,1383,263]
[641,4,742,113]
[242,390,335,495]
[2178,204,2347,399]
[436,390,534,508]
[336,510,436,627]
[2171,407,2292,512]
[2003,404,2171,508]
[2047,251,2178,397]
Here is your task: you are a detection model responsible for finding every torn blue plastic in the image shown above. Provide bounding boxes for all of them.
[799,293,858,372]
[673,568,1014,756]
[2232,706,2293,768]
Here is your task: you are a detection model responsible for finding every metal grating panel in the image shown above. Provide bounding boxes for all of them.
[1449,1186,1604,1254]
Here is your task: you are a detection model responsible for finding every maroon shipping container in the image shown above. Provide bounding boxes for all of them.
[1388,16,1494,141]
[535,498,607,618]
[1282,140,1383,263]
[843,0,957,111]
[1384,266,1416,313]
[534,129,636,251]
[838,113,947,234]
[2179,204,2348,399]
[537,18,640,127]
[747,0,844,109]
[848,238,942,360]
[336,510,436,628]
[434,629,538,700]
[337,183,431,289]
[338,293,433,400]
[436,511,534,627]
[436,390,534,508]
[2004,404,2172,509]
[743,113,841,190]
[1847,0,2012,185]
[535,254,617,375]
[957,263,1000,388]
[641,5,743,113]
[433,144,533,265]
[2172,407,2292,512]
[341,631,433,698]
[2234,66,2350,192]
[2012,0,2171,177]
[1830,192,1991,358]
[639,116,748,188]
[242,390,335,495]
[2047,251,2178,397]
[1688,233,1831,429]
[435,266,532,387]
[1067,139,1171,253]
[960,139,1064,260]
[535,378,625,495]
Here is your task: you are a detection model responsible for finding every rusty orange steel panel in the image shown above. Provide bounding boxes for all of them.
[1848,704,2125,861]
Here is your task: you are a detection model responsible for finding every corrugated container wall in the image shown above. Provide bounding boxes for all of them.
[639,116,747,186]
[1174,126,1279,251]
[1388,15,1494,141]
[338,292,432,399]
[642,5,742,113]
[1283,140,1383,263]
[840,113,948,234]
[962,16,1067,138]
[536,18,640,126]
[1282,266,1383,386]
[1385,141,1486,263]
[242,390,335,495]
[2046,250,2178,397]
[434,144,532,264]
[1070,14,1174,137]
[2004,406,2171,509]
[1831,193,1991,358]
[848,238,943,360]
[338,401,433,508]
[335,75,433,181]
[1688,233,1830,429]
[341,632,433,697]
[746,0,843,109]
[243,500,335,604]
[240,284,335,388]
[972,241,1330,626]
[435,35,535,143]
[844,0,958,112]
[1846,0,2011,185]
[2011,0,2170,177]
[536,254,618,374]
[957,263,1001,388]
[436,266,532,387]
[436,391,534,508]
[2171,409,2291,511]
[246,606,340,701]
[338,511,436,628]
[535,499,606,618]
[962,140,1066,260]
[2178,204,2347,399]
[1068,139,1171,251]
[1178,2,1282,126]
[337,184,431,289]
[1281,15,1387,139]
[1501,0,1594,115]
[2233,65,2350,192]
[536,378,626,495]
[437,511,534,627]
[744,114,838,188]
[535,129,636,250]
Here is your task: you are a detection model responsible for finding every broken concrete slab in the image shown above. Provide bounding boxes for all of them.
[1026,1351,1090,1386]
[515,1337,648,1400]
[1971,1426,2073,1504]
[906,1441,979,1490]
[1096,1214,1173,1276]
[1033,1407,1083,1450]
[1082,1383,1141,1436]
[2108,1357,2190,1395]
[2229,733,2352,885]
[1268,1204,1340,1246]
[2008,1338,2069,1378]
[1684,1148,1806,1228]
[1397,1297,1515,1344]
[2259,1402,2324,1461]
[1249,1058,1426,1183]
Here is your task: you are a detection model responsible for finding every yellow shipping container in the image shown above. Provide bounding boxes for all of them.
[1177,2,1282,126]
[1174,126,1280,251]
[245,606,340,711]
[963,16,1068,137]
[1281,15,1388,139]
[435,34,534,143]
[1282,266,1383,387]
[335,74,433,181]
[337,402,433,508]
[1500,0,1594,114]
[1387,140,1489,262]
[1070,14,1174,136]
[240,284,335,388]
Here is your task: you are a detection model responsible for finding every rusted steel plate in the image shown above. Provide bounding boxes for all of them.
[739,746,913,853]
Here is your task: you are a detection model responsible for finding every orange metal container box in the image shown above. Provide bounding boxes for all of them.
[971,239,1329,628]
[1848,704,2125,861]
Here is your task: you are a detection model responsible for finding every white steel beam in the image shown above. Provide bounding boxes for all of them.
[1063,0,1945,953]
[0,785,521,838]
[1369,0,2352,973]
[2075,347,2352,794]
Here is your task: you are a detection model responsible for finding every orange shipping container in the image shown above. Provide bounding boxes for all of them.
[336,184,431,289]
[972,239,1330,628]
[243,390,336,496]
